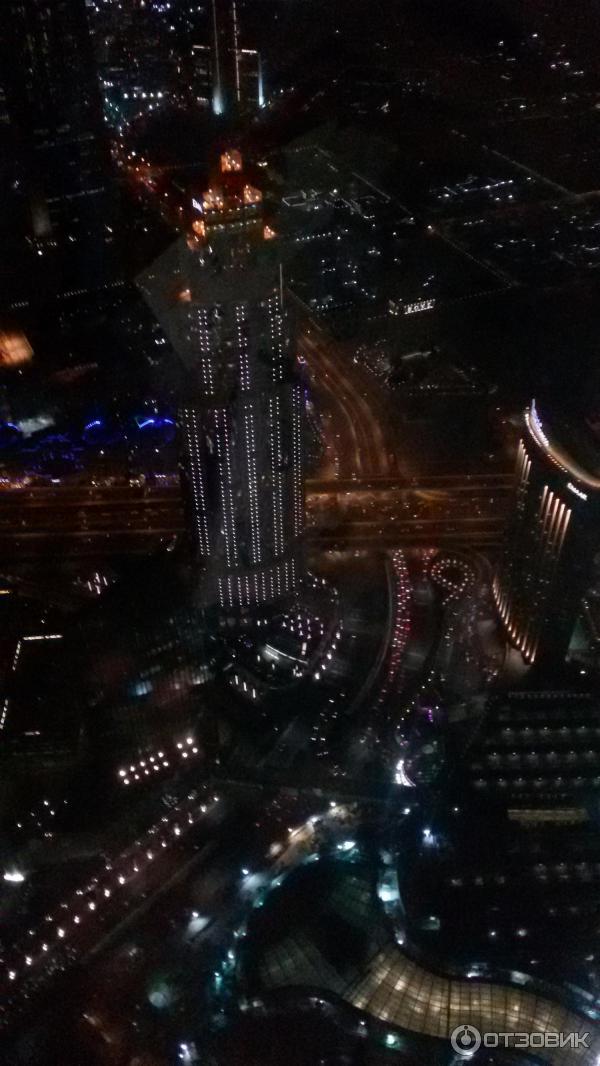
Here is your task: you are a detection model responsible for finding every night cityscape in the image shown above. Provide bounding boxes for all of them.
[4,2,600,1064]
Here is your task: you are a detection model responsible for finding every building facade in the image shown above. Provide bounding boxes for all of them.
[140,151,304,611]
[192,1,264,116]
[2,0,109,243]
[494,399,600,665]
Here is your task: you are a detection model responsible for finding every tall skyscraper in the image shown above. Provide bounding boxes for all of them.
[210,0,238,116]
[192,41,264,114]
[140,150,304,611]
[207,0,264,115]
[1,0,109,243]
[493,399,600,665]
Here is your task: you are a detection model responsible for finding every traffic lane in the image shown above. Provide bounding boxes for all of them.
[0,790,229,1026]
[300,335,371,475]
[299,331,399,477]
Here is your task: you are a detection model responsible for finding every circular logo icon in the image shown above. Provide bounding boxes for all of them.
[451,1024,482,1057]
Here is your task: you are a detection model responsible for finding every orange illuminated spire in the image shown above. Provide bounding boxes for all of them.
[221,149,243,173]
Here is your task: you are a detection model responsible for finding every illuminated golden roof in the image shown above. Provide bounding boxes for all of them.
[203,186,225,212]
[0,330,33,368]
[243,184,262,206]
[220,149,243,173]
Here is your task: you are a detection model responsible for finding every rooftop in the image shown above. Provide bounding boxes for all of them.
[243,859,600,1064]
[526,398,600,491]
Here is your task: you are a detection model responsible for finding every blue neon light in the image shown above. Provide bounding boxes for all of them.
[135,416,175,430]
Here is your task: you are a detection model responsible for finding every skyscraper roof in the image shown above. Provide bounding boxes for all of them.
[527,399,600,490]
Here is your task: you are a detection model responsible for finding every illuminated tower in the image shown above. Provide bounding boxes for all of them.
[493,399,600,665]
[210,0,239,116]
[206,0,265,114]
[1,0,109,241]
[140,150,304,611]
[192,42,264,112]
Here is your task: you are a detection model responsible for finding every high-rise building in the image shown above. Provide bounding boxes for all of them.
[140,150,304,611]
[1,0,109,243]
[238,48,265,111]
[210,0,238,116]
[200,0,264,116]
[493,399,600,665]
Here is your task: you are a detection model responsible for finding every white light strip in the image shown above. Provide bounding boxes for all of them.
[567,481,587,501]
